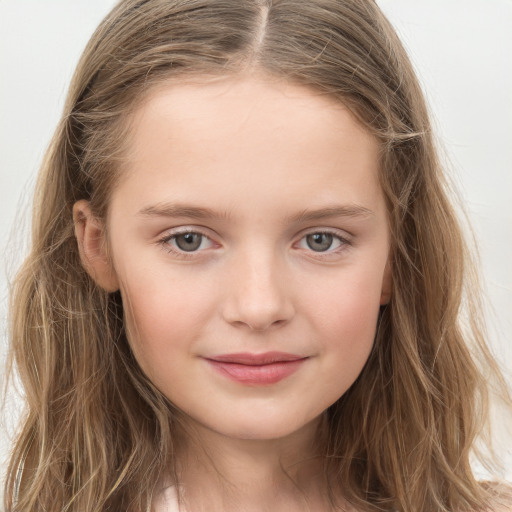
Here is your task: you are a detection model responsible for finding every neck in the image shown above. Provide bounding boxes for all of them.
[174,414,337,512]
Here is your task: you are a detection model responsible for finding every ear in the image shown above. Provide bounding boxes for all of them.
[380,258,393,305]
[73,200,119,292]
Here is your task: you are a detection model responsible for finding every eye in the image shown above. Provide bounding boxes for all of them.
[161,231,214,253]
[297,231,347,253]
[174,232,204,252]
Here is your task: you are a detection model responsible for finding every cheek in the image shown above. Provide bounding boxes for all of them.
[117,270,213,371]
[305,267,384,378]
[310,264,384,333]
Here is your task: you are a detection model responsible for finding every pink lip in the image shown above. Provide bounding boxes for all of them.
[205,352,307,385]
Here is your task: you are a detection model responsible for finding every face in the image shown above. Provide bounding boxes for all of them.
[79,75,391,441]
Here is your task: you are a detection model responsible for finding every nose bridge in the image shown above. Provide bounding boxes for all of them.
[222,242,294,331]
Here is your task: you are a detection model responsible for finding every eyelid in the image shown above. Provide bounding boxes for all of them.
[157,226,219,257]
[294,228,353,255]
[297,226,352,241]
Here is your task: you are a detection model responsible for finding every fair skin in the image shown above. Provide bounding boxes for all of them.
[75,75,392,511]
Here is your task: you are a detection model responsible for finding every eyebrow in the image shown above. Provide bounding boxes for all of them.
[137,202,374,222]
[138,203,231,220]
[286,205,374,223]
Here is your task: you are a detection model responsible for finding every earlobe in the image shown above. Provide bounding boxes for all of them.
[380,259,393,305]
[73,200,119,292]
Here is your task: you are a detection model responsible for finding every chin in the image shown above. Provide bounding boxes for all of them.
[210,413,321,442]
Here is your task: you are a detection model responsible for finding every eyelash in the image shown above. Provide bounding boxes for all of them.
[295,230,352,258]
[157,228,352,259]
[158,229,216,259]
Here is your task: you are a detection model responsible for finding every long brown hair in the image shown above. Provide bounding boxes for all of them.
[4,1,509,510]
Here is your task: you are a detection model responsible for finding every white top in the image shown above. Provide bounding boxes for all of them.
[152,486,181,512]
[151,484,512,512]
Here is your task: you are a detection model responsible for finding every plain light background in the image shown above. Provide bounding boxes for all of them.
[1,0,511,494]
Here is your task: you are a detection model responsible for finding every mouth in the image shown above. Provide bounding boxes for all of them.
[204,352,308,385]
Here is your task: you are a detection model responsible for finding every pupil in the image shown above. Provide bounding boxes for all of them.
[176,233,202,252]
[306,233,333,252]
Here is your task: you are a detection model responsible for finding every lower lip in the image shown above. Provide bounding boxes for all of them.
[206,359,307,385]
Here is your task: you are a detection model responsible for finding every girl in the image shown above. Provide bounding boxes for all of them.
[3,1,511,511]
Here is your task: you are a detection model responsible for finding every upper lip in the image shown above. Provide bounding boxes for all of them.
[206,352,306,365]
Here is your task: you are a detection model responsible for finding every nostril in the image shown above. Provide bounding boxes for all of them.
[221,296,295,332]
[228,315,291,332]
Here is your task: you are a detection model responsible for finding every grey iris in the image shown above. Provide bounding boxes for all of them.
[306,233,333,252]
[175,233,202,251]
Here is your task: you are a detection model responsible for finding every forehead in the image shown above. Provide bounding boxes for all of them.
[112,74,383,219]
[126,74,375,157]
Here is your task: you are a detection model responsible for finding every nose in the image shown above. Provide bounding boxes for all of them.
[221,250,295,331]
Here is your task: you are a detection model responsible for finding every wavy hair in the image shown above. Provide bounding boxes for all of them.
[4,0,509,510]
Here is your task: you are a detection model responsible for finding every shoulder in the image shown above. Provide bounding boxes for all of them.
[486,498,512,512]
[488,500,512,512]
[482,481,512,512]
